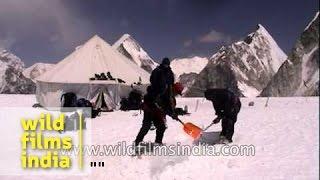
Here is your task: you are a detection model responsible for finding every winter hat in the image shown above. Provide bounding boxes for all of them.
[161,57,170,66]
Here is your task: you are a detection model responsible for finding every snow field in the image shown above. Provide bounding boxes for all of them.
[0,95,318,179]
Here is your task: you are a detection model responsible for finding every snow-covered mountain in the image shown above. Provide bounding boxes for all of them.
[260,12,319,97]
[185,24,287,97]
[170,56,208,93]
[0,49,35,94]
[23,63,55,82]
[113,34,158,73]
[171,56,209,80]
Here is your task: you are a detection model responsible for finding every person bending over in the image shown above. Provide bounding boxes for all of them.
[204,89,241,143]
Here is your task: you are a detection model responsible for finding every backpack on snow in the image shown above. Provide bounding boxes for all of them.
[120,89,143,111]
[76,98,101,118]
[61,92,77,107]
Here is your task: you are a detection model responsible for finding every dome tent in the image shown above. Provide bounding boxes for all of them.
[36,35,150,109]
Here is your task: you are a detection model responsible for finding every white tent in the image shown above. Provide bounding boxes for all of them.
[36,35,150,108]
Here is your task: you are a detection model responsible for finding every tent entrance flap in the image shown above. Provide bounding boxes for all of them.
[93,88,117,111]
[96,90,108,111]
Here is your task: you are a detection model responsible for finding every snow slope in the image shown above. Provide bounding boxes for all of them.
[171,56,209,79]
[113,34,158,73]
[171,56,209,93]
[0,49,35,94]
[305,11,319,31]
[261,12,319,97]
[245,24,287,72]
[0,95,318,179]
[186,24,287,97]
[23,62,55,82]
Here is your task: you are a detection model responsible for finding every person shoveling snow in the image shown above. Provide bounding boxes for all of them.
[134,58,182,147]
[204,88,241,144]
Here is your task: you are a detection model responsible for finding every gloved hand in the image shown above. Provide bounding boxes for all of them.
[213,117,222,124]
[171,113,179,121]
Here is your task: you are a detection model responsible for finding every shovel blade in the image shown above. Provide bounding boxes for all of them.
[183,122,202,139]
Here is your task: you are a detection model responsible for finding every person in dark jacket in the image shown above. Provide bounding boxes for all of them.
[134,83,183,146]
[149,57,174,97]
[134,86,167,146]
[147,57,175,131]
[204,88,241,143]
[134,57,181,146]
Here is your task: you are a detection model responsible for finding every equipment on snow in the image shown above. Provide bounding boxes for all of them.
[176,118,202,139]
[60,92,77,107]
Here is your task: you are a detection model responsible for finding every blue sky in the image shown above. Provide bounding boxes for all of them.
[0,0,318,66]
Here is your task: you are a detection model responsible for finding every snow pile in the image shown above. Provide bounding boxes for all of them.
[0,49,35,94]
[23,62,55,82]
[113,34,158,73]
[0,95,318,179]
[186,24,287,97]
[261,12,319,96]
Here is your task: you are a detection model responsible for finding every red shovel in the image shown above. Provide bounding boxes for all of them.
[176,118,202,139]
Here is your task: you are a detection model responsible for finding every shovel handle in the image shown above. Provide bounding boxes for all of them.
[176,118,184,125]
